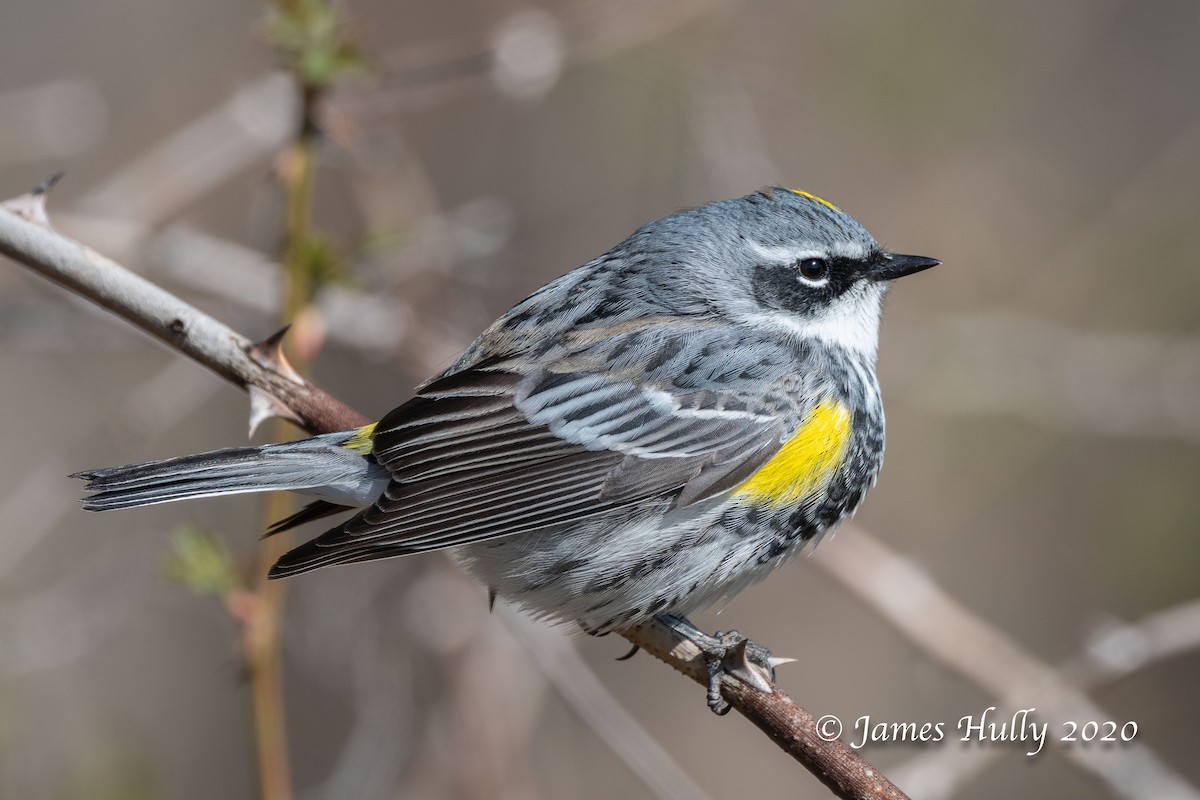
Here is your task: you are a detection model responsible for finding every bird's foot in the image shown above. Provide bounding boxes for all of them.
[656,615,790,715]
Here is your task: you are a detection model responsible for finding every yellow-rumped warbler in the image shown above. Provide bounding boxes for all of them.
[75,188,937,712]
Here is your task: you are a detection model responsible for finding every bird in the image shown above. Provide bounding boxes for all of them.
[74,187,938,713]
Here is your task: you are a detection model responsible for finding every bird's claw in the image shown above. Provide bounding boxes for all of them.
[657,615,785,715]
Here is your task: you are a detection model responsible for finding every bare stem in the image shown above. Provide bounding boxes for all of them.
[0,195,367,431]
[246,63,326,800]
[249,488,297,800]
[621,620,909,800]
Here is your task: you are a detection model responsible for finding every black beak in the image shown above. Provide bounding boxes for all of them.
[870,252,940,282]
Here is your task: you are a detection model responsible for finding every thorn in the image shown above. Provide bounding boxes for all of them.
[721,637,775,694]
[488,587,497,612]
[247,327,304,385]
[33,172,65,196]
[248,384,303,437]
[767,656,798,669]
[615,644,640,661]
[244,328,306,436]
[2,172,63,227]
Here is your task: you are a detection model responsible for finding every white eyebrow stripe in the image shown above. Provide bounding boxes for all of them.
[748,240,872,264]
[748,242,825,264]
[831,240,871,260]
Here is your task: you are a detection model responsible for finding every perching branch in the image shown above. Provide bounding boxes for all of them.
[620,619,907,800]
[0,184,368,435]
[819,528,1200,800]
[0,183,908,800]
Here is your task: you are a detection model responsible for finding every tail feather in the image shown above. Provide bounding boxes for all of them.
[74,432,388,513]
[263,499,353,537]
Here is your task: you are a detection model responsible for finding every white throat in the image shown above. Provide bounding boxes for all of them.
[740,281,885,360]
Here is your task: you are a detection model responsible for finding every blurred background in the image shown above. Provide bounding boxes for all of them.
[1,1,1198,798]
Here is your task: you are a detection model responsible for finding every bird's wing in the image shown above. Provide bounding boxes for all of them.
[268,364,793,577]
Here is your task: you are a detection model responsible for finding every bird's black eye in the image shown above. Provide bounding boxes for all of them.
[797,258,829,282]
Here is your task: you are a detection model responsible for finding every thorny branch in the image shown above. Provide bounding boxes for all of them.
[0,184,908,800]
[0,183,368,434]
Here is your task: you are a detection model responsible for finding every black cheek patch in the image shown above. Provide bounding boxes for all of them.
[751,264,825,315]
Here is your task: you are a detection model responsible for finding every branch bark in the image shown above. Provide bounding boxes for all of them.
[0,190,368,434]
[0,188,907,800]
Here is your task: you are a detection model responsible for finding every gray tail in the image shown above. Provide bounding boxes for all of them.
[73,435,362,512]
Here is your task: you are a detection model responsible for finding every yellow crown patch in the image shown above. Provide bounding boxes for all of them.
[788,189,840,213]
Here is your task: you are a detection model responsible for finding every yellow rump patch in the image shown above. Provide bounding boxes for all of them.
[788,189,840,213]
[734,401,852,507]
[341,422,378,454]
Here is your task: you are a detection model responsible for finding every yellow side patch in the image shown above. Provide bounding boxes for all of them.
[734,402,852,507]
[341,422,378,454]
[788,189,840,213]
